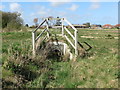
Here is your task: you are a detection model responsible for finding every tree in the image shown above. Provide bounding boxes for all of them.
[2,11,23,31]
[25,24,29,27]
[83,22,91,28]
[97,24,102,27]
[33,18,38,27]
[55,17,61,26]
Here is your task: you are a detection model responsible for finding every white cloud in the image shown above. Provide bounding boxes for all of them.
[48,0,72,2]
[9,3,22,13]
[58,11,67,17]
[0,5,5,10]
[90,2,100,9]
[37,11,47,15]
[30,6,51,19]
[90,0,100,9]
[9,3,25,19]
[50,2,65,7]
[90,0,100,2]
[1,0,119,2]
[68,4,79,11]
[37,6,48,15]
[30,13,36,17]
[48,0,72,7]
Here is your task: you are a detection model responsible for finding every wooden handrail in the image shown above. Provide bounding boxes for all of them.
[64,27,75,41]
[64,18,78,32]
[33,19,46,33]
[35,28,47,42]
[64,35,76,49]
[63,18,78,56]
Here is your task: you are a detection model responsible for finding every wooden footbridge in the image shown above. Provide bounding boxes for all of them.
[32,17,92,59]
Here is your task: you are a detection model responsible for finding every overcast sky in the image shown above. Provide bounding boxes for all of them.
[1,1,118,26]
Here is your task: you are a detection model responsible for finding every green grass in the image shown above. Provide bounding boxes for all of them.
[2,28,118,88]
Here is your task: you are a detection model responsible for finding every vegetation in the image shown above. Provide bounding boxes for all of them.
[1,11,23,31]
[83,22,91,28]
[33,18,38,27]
[2,28,119,88]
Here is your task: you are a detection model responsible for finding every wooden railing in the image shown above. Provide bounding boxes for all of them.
[32,18,49,56]
[32,18,78,57]
[62,18,78,56]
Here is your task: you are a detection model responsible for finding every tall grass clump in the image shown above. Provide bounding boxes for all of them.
[2,40,47,87]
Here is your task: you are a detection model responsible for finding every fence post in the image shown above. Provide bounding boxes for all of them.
[75,30,78,56]
[32,32,35,57]
[64,44,66,55]
[62,18,64,37]
[46,18,49,38]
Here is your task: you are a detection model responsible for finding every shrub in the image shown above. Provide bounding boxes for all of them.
[2,11,23,31]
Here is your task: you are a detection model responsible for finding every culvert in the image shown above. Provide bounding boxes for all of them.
[48,41,73,60]
[36,41,73,61]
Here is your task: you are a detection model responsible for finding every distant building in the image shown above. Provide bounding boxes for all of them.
[70,24,87,28]
[91,24,102,29]
[114,24,120,29]
[102,24,113,29]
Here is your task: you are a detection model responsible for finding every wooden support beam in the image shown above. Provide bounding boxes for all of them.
[74,30,78,56]
[64,18,78,32]
[63,18,78,56]
[33,19,46,33]
[62,18,64,36]
[32,32,36,57]
[35,28,47,42]
[46,18,50,38]
[64,35,76,49]
[64,27,75,41]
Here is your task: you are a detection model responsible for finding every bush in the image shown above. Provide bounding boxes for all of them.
[1,11,23,31]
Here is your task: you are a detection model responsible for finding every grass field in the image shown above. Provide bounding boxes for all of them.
[2,28,119,88]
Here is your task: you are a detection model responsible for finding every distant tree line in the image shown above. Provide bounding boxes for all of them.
[1,11,24,31]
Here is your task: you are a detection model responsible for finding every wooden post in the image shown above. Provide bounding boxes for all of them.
[32,32,35,57]
[75,30,78,56]
[62,18,64,37]
[46,18,49,38]
[64,44,66,55]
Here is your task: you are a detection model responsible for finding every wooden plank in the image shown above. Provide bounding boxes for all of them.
[64,18,78,56]
[64,35,75,49]
[74,30,78,55]
[46,18,50,38]
[63,44,66,55]
[64,27,75,40]
[35,35,47,50]
[64,18,78,32]
[33,19,46,33]
[32,32,35,56]
[62,19,64,36]
[35,28,47,41]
